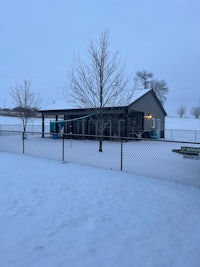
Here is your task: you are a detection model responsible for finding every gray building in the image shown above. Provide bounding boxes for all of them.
[39,89,167,139]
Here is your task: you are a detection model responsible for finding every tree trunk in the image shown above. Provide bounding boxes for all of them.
[99,139,103,152]
[98,120,103,152]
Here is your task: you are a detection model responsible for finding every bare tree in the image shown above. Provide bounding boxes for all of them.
[177,105,186,118]
[10,80,40,133]
[150,79,169,105]
[67,30,132,152]
[134,70,169,104]
[135,70,153,89]
[191,106,200,119]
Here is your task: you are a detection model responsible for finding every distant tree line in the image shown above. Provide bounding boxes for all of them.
[177,102,200,119]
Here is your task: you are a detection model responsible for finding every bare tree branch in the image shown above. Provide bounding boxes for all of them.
[177,105,186,118]
[150,79,169,105]
[191,106,200,119]
[10,80,41,132]
[135,70,153,89]
[65,30,133,151]
[134,70,169,105]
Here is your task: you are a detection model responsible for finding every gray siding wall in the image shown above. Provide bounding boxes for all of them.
[128,91,165,133]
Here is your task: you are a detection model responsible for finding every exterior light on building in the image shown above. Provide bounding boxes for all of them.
[144,113,152,119]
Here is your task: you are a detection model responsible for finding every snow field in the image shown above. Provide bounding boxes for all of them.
[1,153,200,267]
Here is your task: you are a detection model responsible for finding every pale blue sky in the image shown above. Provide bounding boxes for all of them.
[1,0,200,115]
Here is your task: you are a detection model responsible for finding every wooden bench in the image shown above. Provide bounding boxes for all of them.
[180,146,200,155]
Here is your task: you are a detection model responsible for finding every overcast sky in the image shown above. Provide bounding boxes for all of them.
[1,0,200,116]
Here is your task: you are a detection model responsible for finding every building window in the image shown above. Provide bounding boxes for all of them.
[151,118,156,128]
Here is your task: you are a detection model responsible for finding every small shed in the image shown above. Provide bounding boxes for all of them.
[39,89,167,138]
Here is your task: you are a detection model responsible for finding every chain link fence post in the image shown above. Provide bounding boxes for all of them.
[120,139,123,171]
[22,131,25,154]
[62,134,65,163]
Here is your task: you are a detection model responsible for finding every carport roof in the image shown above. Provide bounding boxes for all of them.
[40,89,151,112]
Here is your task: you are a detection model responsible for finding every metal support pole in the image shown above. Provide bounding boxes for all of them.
[42,115,45,138]
[62,135,65,163]
[22,131,25,154]
[120,140,123,171]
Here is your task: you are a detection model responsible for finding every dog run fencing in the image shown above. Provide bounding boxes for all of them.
[0,130,199,188]
[165,129,200,142]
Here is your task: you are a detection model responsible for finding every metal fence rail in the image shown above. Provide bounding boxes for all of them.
[0,130,199,188]
[0,124,50,133]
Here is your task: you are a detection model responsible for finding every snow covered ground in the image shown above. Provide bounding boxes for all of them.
[1,153,200,267]
[0,116,200,266]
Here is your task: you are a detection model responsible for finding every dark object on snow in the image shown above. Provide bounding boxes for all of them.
[172,146,200,160]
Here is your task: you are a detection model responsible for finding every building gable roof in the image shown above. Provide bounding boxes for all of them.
[129,89,167,116]
[40,89,152,112]
[39,88,166,116]
[128,89,151,105]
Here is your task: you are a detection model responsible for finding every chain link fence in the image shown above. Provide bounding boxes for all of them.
[0,123,50,133]
[0,130,199,188]
[165,129,200,142]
